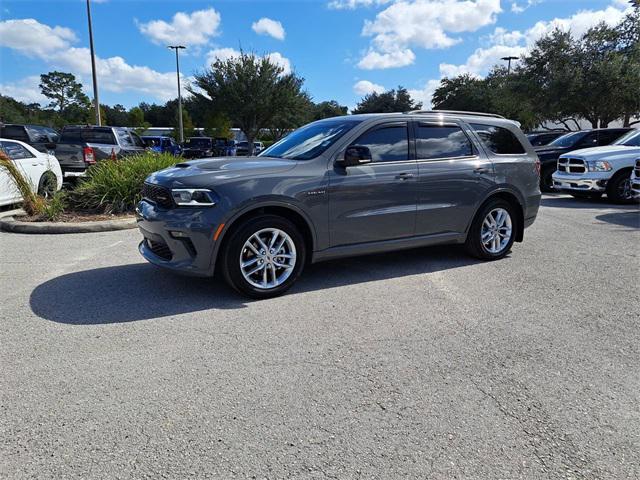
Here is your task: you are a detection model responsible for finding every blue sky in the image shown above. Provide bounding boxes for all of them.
[0,0,633,110]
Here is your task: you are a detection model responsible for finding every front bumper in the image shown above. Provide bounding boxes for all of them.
[136,200,223,277]
[552,171,610,192]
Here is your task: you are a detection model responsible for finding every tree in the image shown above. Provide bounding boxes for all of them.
[170,107,195,142]
[352,86,422,114]
[191,51,305,155]
[432,75,491,112]
[102,104,129,126]
[39,71,90,112]
[311,100,348,120]
[203,111,233,139]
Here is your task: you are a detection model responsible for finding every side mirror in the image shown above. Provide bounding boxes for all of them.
[337,145,372,167]
[45,142,57,151]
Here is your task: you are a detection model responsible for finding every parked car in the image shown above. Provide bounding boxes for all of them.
[552,129,640,203]
[535,128,632,192]
[0,138,62,207]
[631,158,640,199]
[142,136,182,156]
[236,141,264,156]
[526,131,567,147]
[213,138,237,157]
[55,125,146,178]
[182,137,215,159]
[0,124,59,154]
[137,111,541,298]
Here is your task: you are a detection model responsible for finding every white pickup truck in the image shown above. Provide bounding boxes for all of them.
[552,129,640,203]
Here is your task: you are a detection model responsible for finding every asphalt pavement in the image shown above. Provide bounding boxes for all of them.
[1,194,639,479]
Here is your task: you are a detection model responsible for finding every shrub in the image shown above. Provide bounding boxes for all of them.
[0,151,40,215]
[68,152,179,214]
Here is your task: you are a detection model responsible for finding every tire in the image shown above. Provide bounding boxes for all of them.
[540,166,555,193]
[220,215,306,299]
[570,192,603,200]
[465,198,518,260]
[37,171,58,199]
[606,170,634,204]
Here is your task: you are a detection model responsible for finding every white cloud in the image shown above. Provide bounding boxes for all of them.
[353,79,386,95]
[205,49,292,75]
[0,18,76,57]
[137,8,221,46]
[0,75,48,104]
[356,0,502,69]
[252,18,285,40]
[357,48,415,69]
[510,0,541,14]
[408,79,441,108]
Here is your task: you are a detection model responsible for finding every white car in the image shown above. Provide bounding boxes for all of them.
[552,129,640,203]
[631,158,640,199]
[0,138,63,207]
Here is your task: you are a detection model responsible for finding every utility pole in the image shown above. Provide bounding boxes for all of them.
[501,56,518,75]
[168,45,186,144]
[86,0,101,125]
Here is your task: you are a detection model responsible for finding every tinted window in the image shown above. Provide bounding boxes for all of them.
[598,130,627,146]
[470,123,525,154]
[614,130,640,146]
[130,132,145,148]
[60,128,116,144]
[260,119,360,160]
[26,126,50,143]
[353,124,409,162]
[45,127,59,142]
[549,131,586,148]
[187,138,213,148]
[116,128,134,147]
[416,125,473,159]
[1,141,35,159]
[576,132,598,148]
[1,126,29,142]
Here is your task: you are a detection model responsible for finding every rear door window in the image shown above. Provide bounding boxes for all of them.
[352,123,409,162]
[1,126,29,142]
[1,141,35,159]
[470,123,526,154]
[416,124,474,159]
[597,130,627,146]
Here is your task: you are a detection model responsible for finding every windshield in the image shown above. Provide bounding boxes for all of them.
[613,129,640,146]
[548,131,586,148]
[186,138,211,148]
[259,119,361,160]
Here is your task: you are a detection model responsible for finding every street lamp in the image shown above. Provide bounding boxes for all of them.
[86,0,101,125]
[501,56,518,75]
[168,45,186,144]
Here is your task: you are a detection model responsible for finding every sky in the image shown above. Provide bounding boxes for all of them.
[0,0,634,111]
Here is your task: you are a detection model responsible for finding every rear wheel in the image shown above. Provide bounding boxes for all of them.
[37,171,58,199]
[220,215,306,299]
[606,170,634,204]
[465,199,517,260]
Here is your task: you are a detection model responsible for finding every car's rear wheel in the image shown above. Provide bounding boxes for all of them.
[465,198,517,260]
[606,170,635,204]
[37,171,57,199]
[220,215,306,299]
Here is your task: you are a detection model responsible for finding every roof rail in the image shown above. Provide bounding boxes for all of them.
[403,110,506,119]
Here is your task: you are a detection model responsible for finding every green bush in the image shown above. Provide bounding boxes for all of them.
[69,153,179,214]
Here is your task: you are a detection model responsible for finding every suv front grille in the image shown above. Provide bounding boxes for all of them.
[141,183,173,209]
[634,159,640,178]
[558,157,586,174]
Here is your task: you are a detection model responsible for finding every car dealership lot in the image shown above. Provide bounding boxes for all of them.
[1,194,639,479]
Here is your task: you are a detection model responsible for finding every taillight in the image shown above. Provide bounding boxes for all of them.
[534,158,541,176]
[83,147,95,165]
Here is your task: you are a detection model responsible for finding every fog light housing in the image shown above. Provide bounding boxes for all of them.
[169,230,189,238]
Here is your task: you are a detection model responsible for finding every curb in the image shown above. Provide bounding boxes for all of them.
[0,210,137,234]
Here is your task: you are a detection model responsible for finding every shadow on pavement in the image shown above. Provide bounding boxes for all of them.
[31,245,479,325]
[595,211,640,229]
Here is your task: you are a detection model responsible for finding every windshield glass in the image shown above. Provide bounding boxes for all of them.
[548,131,586,148]
[186,138,211,148]
[613,129,640,146]
[259,119,361,160]
[143,138,160,147]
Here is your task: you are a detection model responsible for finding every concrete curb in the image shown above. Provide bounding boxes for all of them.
[0,209,137,234]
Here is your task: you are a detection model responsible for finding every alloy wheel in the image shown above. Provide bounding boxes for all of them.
[481,208,513,254]
[239,228,297,290]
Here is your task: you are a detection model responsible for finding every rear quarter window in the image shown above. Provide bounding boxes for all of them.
[470,123,526,155]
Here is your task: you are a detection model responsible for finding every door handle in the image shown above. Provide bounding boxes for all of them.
[395,172,414,180]
[473,167,490,174]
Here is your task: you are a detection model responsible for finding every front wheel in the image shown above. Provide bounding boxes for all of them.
[37,171,58,199]
[220,215,306,299]
[606,170,635,204]
[465,199,518,260]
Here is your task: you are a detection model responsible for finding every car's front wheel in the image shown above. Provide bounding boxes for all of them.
[37,171,58,199]
[465,199,517,260]
[606,170,635,204]
[220,215,306,299]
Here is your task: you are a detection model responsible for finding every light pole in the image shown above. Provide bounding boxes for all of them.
[86,0,101,125]
[168,45,186,144]
[501,56,518,75]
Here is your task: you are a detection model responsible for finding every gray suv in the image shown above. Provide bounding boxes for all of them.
[137,111,541,298]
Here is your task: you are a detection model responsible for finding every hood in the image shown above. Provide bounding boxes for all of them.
[534,145,569,155]
[559,145,640,160]
[146,156,297,188]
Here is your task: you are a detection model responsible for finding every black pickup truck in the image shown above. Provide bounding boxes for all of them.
[54,125,146,178]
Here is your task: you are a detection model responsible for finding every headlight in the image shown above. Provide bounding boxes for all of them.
[171,188,217,206]
[587,161,613,172]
